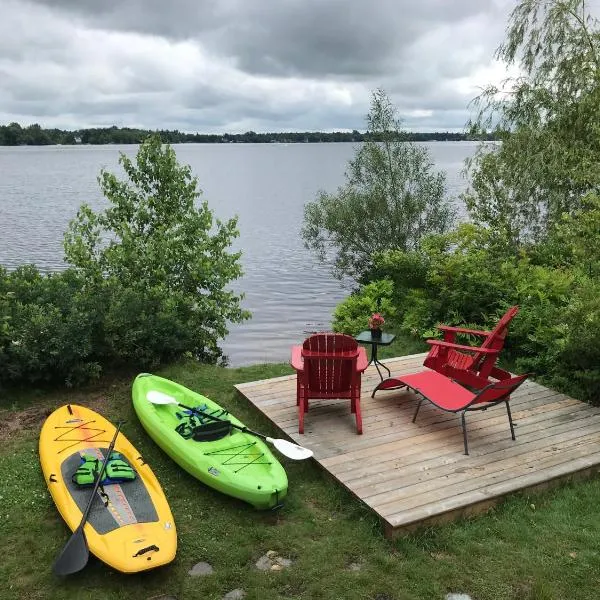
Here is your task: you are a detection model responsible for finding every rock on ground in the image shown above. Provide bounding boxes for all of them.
[223,590,246,600]
[255,551,293,571]
[188,561,214,577]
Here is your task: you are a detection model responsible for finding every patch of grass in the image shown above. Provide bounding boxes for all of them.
[1,355,599,600]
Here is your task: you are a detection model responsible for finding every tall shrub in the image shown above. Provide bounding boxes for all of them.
[64,135,250,366]
[302,89,455,282]
[465,0,600,244]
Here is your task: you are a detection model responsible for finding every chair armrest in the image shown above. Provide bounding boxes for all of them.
[438,325,492,337]
[426,339,500,354]
[356,347,368,372]
[290,345,304,372]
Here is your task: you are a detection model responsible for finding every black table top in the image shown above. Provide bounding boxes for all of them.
[354,330,396,346]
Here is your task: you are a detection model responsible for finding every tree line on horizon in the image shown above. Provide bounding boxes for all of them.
[0,121,497,146]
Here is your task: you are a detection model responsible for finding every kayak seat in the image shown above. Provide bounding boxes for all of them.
[175,410,232,442]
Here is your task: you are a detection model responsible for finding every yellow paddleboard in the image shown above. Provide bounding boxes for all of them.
[39,404,177,573]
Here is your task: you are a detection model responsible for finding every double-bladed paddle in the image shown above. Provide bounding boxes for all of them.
[146,390,313,460]
[52,420,124,576]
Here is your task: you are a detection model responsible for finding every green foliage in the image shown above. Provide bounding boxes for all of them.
[369,248,429,291]
[0,136,249,386]
[328,1,600,402]
[465,0,600,243]
[302,89,455,281]
[63,135,250,367]
[532,193,600,276]
[363,208,600,401]
[331,279,397,335]
[0,266,100,386]
[0,121,496,146]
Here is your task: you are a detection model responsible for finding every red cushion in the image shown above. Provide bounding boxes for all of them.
[398,371,475,411]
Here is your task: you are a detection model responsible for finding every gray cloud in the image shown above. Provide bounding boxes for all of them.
[1,0,516,132]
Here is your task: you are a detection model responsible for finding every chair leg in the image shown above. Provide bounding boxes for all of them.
[298,391,306,434]
[412,398,423,423]
[505,400,516,441]
[461,411,469,455]
[354,394,362,435]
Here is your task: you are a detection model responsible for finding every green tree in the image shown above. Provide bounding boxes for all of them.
[64,135,250,365]
[465,0,600,244]
[301,89,455,281]
[3,122,23,145]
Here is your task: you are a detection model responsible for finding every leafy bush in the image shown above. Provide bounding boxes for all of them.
[332,280,397,335]
[63,135,250,368]
[0,266,100,386]
[354,214,600,402]
[0,136,250,388]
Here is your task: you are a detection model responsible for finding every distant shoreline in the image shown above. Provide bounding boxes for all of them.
[0,123,498,146]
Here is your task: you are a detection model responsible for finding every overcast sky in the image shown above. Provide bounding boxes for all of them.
[0,0,516,133]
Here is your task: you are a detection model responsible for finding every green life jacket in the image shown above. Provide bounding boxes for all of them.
[72,452,136,487]
[175,408,232,442]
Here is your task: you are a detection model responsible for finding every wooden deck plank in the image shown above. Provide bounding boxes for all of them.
[324,398,591,473]
[234,353,600,537]
[343,406,600,488]
[370,429,600,512]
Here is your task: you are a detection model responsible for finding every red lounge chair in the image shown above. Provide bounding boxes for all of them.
[290,333,368,434]
[373,306,519,396]
[388,370,530,454]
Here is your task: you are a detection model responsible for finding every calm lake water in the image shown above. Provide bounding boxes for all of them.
[0,142,477,366]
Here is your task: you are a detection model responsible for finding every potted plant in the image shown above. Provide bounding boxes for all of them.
[368,313,385,339]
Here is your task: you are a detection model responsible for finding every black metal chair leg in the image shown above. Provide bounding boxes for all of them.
[461,411,469,455]
[412,398,423,423]
[505,400,516,441]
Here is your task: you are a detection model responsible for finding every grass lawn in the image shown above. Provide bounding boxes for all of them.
[1,336,599,600]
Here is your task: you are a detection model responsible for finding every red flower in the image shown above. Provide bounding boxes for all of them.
[368,313,385,329]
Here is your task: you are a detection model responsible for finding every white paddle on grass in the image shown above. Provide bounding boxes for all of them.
[146,390,313,460]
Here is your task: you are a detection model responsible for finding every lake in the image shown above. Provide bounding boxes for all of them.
[0,142,477,366]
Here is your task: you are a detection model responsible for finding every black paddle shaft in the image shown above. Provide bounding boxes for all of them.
[78,421,124,525]
[52,420,124,576]
[178,402,267,441]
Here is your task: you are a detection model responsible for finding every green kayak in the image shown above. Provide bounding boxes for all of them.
[132,373,288,510]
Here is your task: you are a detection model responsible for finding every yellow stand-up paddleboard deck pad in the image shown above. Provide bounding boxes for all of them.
[39,404,177,573]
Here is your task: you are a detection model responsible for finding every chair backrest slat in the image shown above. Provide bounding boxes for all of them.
[302,333,358,394]
[471,305,519,374]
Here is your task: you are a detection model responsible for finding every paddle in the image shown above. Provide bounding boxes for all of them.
[52,421,124,577]
[146,390,313,460]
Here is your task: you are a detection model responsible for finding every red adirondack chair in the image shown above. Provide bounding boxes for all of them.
[373,306,519,396]
[290,333,368,434]
[387,369,530,454]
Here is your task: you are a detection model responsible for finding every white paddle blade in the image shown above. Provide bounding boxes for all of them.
[268,437,313,460]
[146,390,178,405]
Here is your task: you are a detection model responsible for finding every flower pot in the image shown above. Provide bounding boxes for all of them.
[370,328,382,339]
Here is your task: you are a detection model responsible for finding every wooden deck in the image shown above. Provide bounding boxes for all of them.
[235,353,600,538]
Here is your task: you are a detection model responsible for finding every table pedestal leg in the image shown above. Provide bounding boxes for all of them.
[367,343,391,381]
